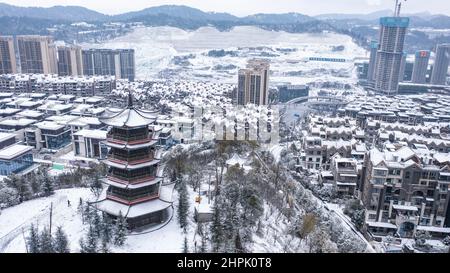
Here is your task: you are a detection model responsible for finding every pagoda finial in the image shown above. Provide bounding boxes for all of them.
[127,88,133,108]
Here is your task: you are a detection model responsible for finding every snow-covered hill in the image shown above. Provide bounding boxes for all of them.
[83,26,366,85]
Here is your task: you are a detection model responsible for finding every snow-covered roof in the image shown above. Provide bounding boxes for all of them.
[16,110,44,119]
[0,132,15,143]
[416,226,450,233]
[366,221,397,229]
[0,144,33,160]
[226,154,247,166]
[74,129,107,140]
[35,121,65,131]
[94,183,174,218]
[100,106,157,128]
[392,204,418,212]
[0,118,36,127]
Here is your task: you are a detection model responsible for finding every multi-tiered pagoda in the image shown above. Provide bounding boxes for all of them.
[94,94,174,230]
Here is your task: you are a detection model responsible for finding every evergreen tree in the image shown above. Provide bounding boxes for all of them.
[42,171,54,197]
[39,227,54,253]
[54,226,70,253]
[240,185,263,228]
[27,224,40,253]
[81,225,98,253]
[4,174,31,203]
[77,198,84,222]
[351,209,365,230]
[29,174,41,195]
[101,214,113,244]
[177,178,189,232]
[200,234,207,253]
[210,198,223,252]
[0,182,18,207]
[83,203,92,223]
[183,236,189,253]
[443,235,450,246]
[92,211,102,237]
[113,212,128,246]
[89,174,103,197]
[78,238,87,253]
[100,234,110,253]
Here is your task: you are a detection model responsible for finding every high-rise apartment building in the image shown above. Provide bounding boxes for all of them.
[430,44,450,85]
[82,48,135,81]
[57,45,83,76]
[17,35,58,74]
[367,41,378,83]
[236,59,270,106]
[0,36,17,74]
[412,50,430,84]
[398,52,407,83]
[374,17,409,95]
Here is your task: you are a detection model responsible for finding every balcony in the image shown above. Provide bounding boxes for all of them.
[106,191,159,205]
[108,173,157,185]
[108,153,154,165]
[106,133,151,145]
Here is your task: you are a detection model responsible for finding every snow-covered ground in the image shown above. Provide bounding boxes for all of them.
[83,26,367,85]
[0,188,93,253]
[0,186,191,253]
[325,203,375,253]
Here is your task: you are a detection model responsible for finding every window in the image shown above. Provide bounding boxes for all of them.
[405,172,410,179]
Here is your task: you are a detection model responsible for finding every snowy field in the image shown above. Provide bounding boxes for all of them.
[0,187,190,253]
[0,188,93,253]
[83,26,367,85]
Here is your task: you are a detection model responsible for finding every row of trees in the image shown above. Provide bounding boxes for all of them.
[0,167,54,207]
[27,224,69,253]
[0,164,106,208]
[77,200,128,253]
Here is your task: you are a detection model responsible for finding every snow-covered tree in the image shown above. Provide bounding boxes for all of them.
[165,145,187,182]
[351,209,365,230]
[83,203,92,223]
[101,214,113,244]
[39,227,54,253]
[414,230,431,249]
[29,174,41,195]
[27,224,40,253]
[0,183,18,207]
[199,234,208,253]
[113,212,128,246]
[54,226,70,253]
[89,174,103,197]
[210,199,223,252]
[443,235,450,246]
[4,174,30,203]
[100,234,110,253]
[91,211,102,237]
[80,225,98,253]
[308,227,336,253]
[42,171,54,197]
[183,237,189,253]
[177,178,189,232]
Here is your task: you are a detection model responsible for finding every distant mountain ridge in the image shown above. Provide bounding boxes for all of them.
[0,3,108,21]
[0,2,447,29]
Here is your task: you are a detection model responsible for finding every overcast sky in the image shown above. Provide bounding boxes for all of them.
[2,0,449,16]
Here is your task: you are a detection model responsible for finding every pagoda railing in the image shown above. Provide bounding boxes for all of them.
[106,192,159,205]
[108,153,155,165]
[108,173,157,184]
[106,133,151,143]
